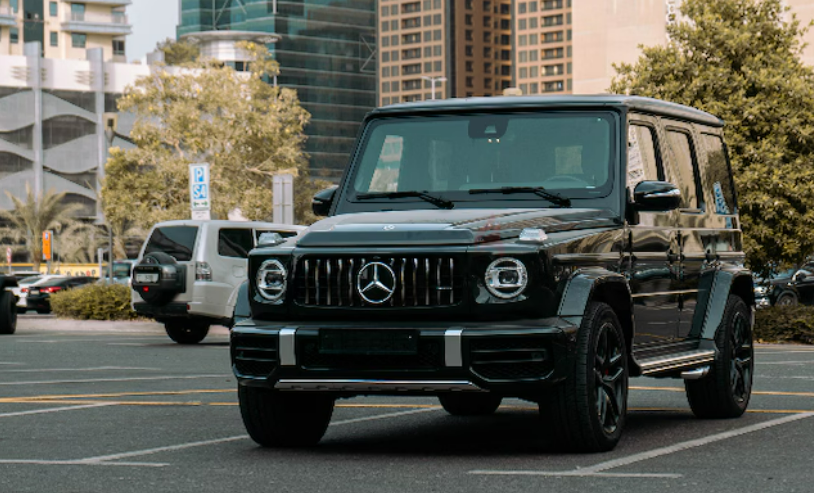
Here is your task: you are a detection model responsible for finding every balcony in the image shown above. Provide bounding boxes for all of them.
[0,6,17,27]
[61,12,132,36]
[82,0,132,5]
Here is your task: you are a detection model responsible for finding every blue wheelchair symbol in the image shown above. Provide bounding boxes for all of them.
[193,184,208,200]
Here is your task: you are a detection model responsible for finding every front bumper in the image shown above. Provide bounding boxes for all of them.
[230,318,579,396]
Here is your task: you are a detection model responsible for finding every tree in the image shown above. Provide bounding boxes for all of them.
[156,38,199,65]
[103,42,328,229]
[0,187,80,271]
[610,0,814,274]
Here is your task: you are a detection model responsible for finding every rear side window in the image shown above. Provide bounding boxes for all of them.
[144,226,198,261]
[702,134,737,215]
[218,229,254,259]
[666,130,704,210]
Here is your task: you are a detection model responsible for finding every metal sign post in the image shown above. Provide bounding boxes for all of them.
[189,163,211,220]
[6,246,11,274]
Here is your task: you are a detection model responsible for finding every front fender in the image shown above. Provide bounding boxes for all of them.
[557,268,632,326]
[231,280,251,325]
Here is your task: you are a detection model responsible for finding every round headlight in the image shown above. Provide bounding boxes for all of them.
[256,259,287,303]
[485,257,528,299]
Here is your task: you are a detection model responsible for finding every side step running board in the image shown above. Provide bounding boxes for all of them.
[638,350,716,377]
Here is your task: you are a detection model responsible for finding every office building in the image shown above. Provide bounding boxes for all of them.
[177,0,377,181]
[0,0,131,62]
[514,0,572,96]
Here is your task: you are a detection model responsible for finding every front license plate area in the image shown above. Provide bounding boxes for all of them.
[135,273,159,284]
[318,330,418,355]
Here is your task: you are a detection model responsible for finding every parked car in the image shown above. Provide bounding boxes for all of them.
[790,262,814,305]
[231,95,755,452]
[0,274,18,334]
[13,275,67,313]
[131,220,306,344]
[753,268,798,307]
[26,276,96,314]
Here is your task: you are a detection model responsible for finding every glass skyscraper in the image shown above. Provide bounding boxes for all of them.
[177,0,377,181]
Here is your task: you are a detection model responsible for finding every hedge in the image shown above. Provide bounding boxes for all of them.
[754,306,814,345]
[50,283,139,321]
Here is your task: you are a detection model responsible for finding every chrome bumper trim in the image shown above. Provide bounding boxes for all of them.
[274,379,486,392]
[444,328,464,367]
[639,350,716,375]
[278,328,297,366]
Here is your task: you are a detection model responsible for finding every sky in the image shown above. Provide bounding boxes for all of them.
[128,0,179,62]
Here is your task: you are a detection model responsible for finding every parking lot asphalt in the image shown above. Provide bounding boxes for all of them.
[2,317,814,493]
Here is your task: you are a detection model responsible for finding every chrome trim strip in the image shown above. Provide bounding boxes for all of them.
[400,258,406,306]
[425,258,430,305]
[304,259,310,305]
[553,253,622,262]
[639,350,715,375]
[315,259,321,305]
[631,289,700,298]
[445,328,464,367]
[681,366,710,380]
[326,259,332,306]
[278,328,297,366]
[275,379,485,392]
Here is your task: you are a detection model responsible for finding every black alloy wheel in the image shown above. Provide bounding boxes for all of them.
[540,301,628,452]
[686,295,753,419]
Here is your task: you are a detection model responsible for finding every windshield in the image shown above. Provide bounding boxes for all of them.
[349,112,616,207]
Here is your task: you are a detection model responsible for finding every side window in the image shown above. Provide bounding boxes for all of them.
[218,229,254,259]
[702,134,737,215]
[627,123,664,189]
[666,130,704,210]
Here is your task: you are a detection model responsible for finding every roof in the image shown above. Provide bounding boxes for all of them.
[371,94,724,128]
[150,220,306,231]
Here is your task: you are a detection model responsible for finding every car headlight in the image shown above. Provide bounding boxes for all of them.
[484,257,528,299]
[256,259,287,303]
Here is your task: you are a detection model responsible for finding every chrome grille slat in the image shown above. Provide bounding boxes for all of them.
[295,255,463,308]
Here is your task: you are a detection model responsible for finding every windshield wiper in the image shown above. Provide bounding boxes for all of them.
[468,186,571,207]
[356,191,455,209]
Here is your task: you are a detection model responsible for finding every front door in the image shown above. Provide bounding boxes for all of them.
[625,119,681,350]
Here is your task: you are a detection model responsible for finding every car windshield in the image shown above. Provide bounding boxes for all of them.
[20,276,43,285]
[350,112,615,206]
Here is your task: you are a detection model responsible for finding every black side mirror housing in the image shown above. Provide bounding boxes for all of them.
[312,186,338,217]
[633,181,682,212]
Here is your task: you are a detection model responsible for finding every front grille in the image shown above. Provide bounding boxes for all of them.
[293,255,464,307]
[232,335,278,377]
[469,337,552,381]
[299,335,443,371]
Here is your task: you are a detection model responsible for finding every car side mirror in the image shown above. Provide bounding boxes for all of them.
[257,232,284,247]
[633,181,682,212]
[312,186,337,217]
[794,271,808,283]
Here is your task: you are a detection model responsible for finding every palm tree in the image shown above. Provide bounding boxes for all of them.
[0,186,82,272]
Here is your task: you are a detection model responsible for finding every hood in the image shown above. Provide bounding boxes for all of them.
[296,208,619,247]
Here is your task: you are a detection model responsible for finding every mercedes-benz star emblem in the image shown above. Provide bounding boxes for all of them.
[356,262,396,304]
[383,225,396,231]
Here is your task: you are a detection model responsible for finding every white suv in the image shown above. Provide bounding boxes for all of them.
[131,220,305,344]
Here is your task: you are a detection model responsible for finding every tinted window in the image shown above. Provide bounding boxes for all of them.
[627,124,664,188]
[667,130,704,210]
[218,229,254,259]
[702,134,737,215]
[144,226,198,261]
[353,112,615,199]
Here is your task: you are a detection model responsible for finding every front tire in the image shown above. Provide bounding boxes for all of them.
[239,386,334,447]
[0,291,17,334]
[775,292,797,306]
[685,295,753,419]
[164,321,210,344]
[439,393,502,416]
[540,302,628,452]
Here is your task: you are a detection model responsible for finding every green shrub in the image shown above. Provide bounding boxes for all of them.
[50,283,138,321]
[754,306,814,345]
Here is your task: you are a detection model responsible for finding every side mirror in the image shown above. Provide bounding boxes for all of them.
[312,186,337,217]
[794,271,808,283]
[257,232,284,247]
[633,181,682,212]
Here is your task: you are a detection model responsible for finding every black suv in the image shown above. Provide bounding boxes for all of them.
[231,95,754,452]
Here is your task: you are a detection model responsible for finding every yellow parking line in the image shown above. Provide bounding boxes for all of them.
[0,389,234,403]
[633,386,814,398]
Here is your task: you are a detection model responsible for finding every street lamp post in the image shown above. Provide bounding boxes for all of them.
[100,112,118,284]
[421,76,447,100]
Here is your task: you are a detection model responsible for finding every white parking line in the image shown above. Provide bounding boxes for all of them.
[0,367,160,373]
[0,375,229,386]
[0,403,113,418]
[470,412,814,478]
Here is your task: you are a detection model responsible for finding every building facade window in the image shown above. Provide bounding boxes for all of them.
[113,39,125,55]
[49,1,58,16]
[71,33,87,48]
[71,3,86,16]
[50,32,58,47]
[10,27,19,44]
